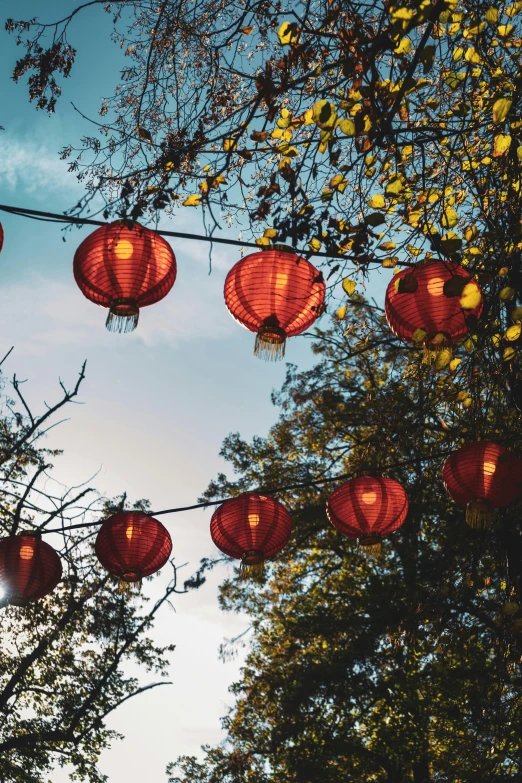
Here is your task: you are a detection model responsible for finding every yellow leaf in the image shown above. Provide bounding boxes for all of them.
[330,174,347,192]
[493,134,512,157]
[485,7,498,23]
[312,100,337,129]
[498,24,514,38]
[242,26,255,34]
[505,324,521,341]
[435,349,452,369]
[412,328,427,343]
[442,207,459,228]
[183,194,201,207]
[223,138,237,152]
[500,286,516,300]
[336,305,347,319]
[394,37,412,54]
[379,241,397,251]
[263,227,277,239]
[460,283,482,310]
[368,194,386,209]
[449,358,462,371]
[342,278,356,296]
[386,176,404,195]
[309,238,322,252]
[493,98,512,124]
[502,602,520,615]
[504,347,517,361]
[511,306,522,321]
[339,118,356,136]
[464,225,478,242]
[278,21,299,45]
[382,257,399,268]
[256,237,271,247]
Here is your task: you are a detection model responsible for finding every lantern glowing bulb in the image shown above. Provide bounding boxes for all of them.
[483,461,496,476]
[248,513,260,528]
[19,545,34,560]
[113,240,134,260]
[125,524,134,541]
[361,491,377,505]
[427,277,445,296]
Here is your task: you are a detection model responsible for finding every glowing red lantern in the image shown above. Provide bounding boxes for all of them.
[224,247,325,360]
[327,476,409,549]
[0,533,62,605]
[442,442,522,528]
[95,512,172,583]
[73,221,177,333]
[0,222,4,255]
[210,493,292,576]
[385,261,482,359]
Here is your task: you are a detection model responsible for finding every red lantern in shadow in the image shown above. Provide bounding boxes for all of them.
[95,512,172,584]
[74,222,177,333]
[327,476,409,550]
[385,261,482,360]
[210,493,292,577]
[0,222,4,255]
[442,442,522,528]
[224,247,325,361]
[0,533,62,606]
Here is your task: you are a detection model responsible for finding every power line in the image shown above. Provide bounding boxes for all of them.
[0,202,397,265]
[40,449,452,535]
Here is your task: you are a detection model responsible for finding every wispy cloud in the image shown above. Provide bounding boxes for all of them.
[0,272,236,353]
[0,133,80,195]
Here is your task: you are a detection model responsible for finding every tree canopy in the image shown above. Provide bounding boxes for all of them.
[167,304,522,781]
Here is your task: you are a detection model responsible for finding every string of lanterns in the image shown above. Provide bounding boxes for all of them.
[0,216,519,606]
[1,439,521,605]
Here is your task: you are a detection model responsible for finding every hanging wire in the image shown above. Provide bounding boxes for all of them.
[0,202,398,265]
[40,448,454,535]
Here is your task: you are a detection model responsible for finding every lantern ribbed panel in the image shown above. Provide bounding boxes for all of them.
[210,494,292,561]
[442,442,522,509]
[326,477,409,539]
[224,250,325,337]
[73,222,176,309]
[0,222,4,255]
[385,262,482,344]
[95,512,172,581]
[0,535,62,604]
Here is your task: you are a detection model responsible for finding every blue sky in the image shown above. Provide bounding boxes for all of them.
[0,4,390,779]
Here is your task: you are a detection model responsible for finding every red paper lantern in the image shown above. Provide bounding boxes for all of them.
[0,222,4,255]
[385,261,482,359]
[210,493,292,576]
[0,533,62,606]
[95,512,172,583]
[442,442,522,528]
[224,247,325,360]
[327,476,409,549]
[73,221,177,333]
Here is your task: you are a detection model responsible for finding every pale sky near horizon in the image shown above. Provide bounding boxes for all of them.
[0,4,389,780]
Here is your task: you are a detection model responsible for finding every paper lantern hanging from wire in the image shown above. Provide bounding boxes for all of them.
[0,532,62,606]
[224,247,325,361]
[385,261,483,362]
[326,476,409,550]
[210,493,292,577]
[73,221,177,333]
[95,511,172,584]
[442,441,522,528]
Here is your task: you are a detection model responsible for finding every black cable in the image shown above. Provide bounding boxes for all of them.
[0,202,397,265]
[40,449,453,535]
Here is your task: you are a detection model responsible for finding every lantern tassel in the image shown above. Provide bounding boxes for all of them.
[466,500,493,529]
[359,533,383,555]
[254,326,286,362]
[240,550,265,581]
[422,342,452,366]
[106,299,140,334]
